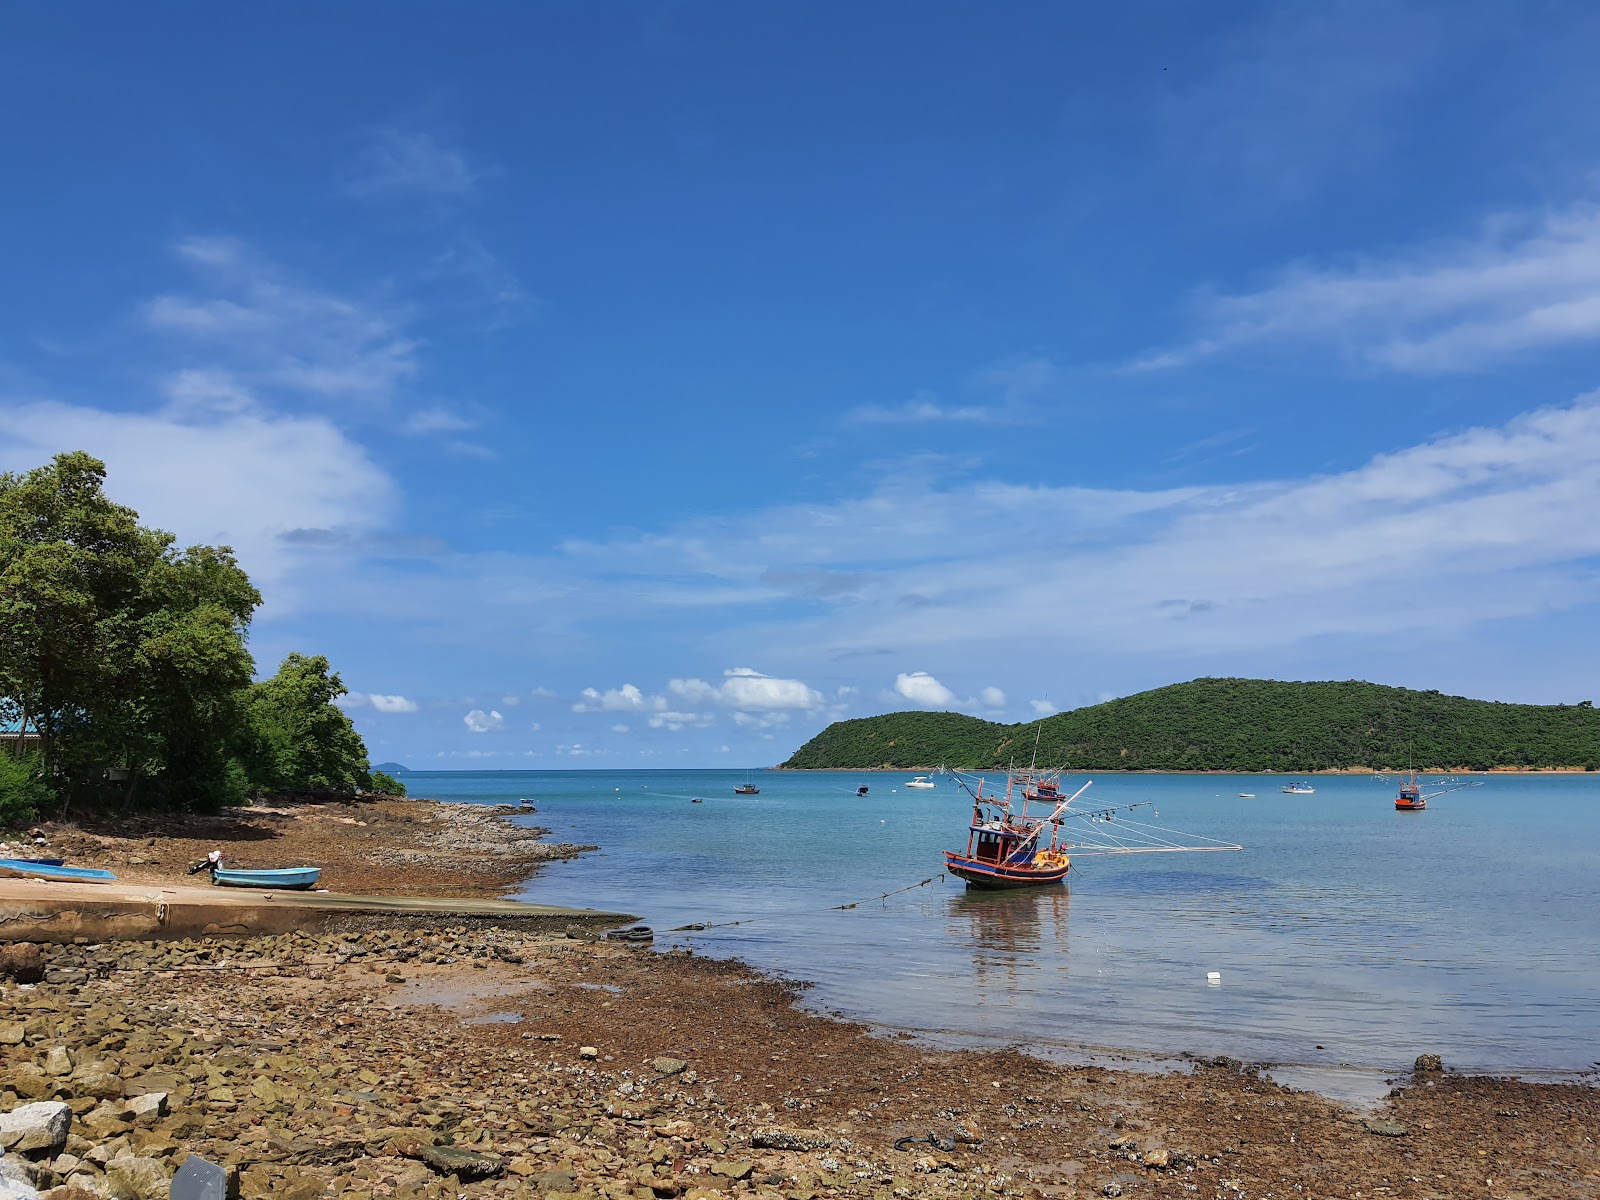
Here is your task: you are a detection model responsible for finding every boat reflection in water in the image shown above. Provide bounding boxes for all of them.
[947,888,1071,1002]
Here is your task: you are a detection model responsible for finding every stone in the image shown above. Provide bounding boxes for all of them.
[0,946,43,985]
[103,1155,169,1200]
[412,1144,504,1180]
[0,1158,36,1188]
[0,1176,41,1200]
[1142,1149,1169,1169]
[0,1102,73,1156]
[1361,1119,1409,1138]
[1101,1185,1122,1198]
[1413,1054,1443,1073]
[169,1155,238,1200]
[0,1027,25,1048]
[709,1162,754,1181]
[750,1128,833,1152]
[41,1053,72,1081]
[529,1169,577,1191]
[68,1071,122,1103]
[651,1059,687,1077]
[578,1047,599,1061]
[122,1096,166,1123]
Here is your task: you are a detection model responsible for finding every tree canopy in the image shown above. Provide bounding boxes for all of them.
[0,451,390,822]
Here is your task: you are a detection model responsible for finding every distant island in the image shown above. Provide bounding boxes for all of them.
[781,678,1600,772]
[373,761,411,773]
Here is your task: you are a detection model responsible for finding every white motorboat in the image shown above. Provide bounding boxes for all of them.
[905,775,936,789]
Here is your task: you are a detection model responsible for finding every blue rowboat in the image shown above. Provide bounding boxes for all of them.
[0,858,117,883]
[210,866,321,891]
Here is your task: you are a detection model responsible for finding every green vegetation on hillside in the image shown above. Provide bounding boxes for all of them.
[1,451,390,823]
[781,678,1600,772]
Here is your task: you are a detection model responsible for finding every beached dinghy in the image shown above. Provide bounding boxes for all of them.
[0,858,117,883]
[188,850,321,890]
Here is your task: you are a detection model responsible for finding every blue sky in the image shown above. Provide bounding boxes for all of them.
[6,2,1600,767]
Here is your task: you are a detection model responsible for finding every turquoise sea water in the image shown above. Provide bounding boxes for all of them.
[397,768,1600,1089]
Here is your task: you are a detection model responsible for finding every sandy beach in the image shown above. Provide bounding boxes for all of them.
[2,795,1596,1200]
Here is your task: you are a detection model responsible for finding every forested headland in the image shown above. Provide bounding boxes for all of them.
[781,678,1600,772]
[0,451,403,826]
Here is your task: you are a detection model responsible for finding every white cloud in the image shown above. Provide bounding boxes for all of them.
[463,709,504,733]
[668,668,823,711]
[731,711,791,729]
[1139,200,1600,373]
[345,130,477,200]
[1,401,396,597]
[369,694,418,714]
[402,407,477,436]
[1030,700,1059,716]
[847,394,1000,424]
[573,683,664,713]
[979,686,1007,708]
[611,723,630,734]
[895,671,957,707]
[499,694,521,707]
[648,711,706,732]
[146,237,418,406]
[530,687,557,699]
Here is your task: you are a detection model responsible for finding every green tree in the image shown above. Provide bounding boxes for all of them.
[242,654,374,795]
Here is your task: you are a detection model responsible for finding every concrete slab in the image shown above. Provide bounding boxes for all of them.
[0,877,633,942]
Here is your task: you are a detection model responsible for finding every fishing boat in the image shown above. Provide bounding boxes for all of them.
[733,784,760,794]
[905,775,936,789]
[1392,770,1482,811]
[1281,782,1316,794]
[943,768,1242,889]
[0,858,116,884]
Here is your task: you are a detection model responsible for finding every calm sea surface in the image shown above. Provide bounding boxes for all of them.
[397,768,1600,1095]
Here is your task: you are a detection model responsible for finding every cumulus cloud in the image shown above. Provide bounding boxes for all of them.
[344,129,478,200]
[668,668,823,711]
[648,711,706,732]
[979,686,1007,708]
[463,709,504,733]
[1030,699,1059,716]
[369,694,418,714]
[895,671,957,707]
[573,683,663,713]
[611,724,630,734]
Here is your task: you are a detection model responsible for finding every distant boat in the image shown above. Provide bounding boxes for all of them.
[211,866,321,890]
[0,858,116,884]
[733,784,760,794]
[905,775,936,789]
[1393,770,1482,812]
[690,796,703,803]
[1238,792,1256,799]
[856,785,870,796]
[1281,782,1316,794]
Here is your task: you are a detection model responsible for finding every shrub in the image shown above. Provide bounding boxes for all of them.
[0,752,52,828]
[370,770,406,797]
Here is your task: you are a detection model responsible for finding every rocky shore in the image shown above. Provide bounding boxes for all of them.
[2,796,1596,1200]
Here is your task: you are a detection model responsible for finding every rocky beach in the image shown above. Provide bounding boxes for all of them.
[2,795,1596,1200]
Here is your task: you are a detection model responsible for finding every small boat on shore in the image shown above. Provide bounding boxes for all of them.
[0,858,116,884]
[1281,782,1316,794]
[733,784,760,795]
[212,866,322,890]
[188,850,321,890]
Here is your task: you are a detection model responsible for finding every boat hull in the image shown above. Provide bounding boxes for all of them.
[0,858,116,884]
[1395,799,1426,811]
[211,867,321,890]
[944,852,1069,889]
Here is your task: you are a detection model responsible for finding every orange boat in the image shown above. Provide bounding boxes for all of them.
[1395,771,1426,810]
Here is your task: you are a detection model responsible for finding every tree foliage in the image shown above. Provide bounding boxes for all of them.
[781,678,1600,772]
[1,452,387,816]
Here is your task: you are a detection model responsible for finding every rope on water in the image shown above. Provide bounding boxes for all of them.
[667,873,945,933]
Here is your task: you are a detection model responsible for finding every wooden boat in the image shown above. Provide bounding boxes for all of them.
[1393,770,1482,811]
[211,866,321,890]
[0,858,116,884]
[944,767,1242,889]
[733,784,760,794]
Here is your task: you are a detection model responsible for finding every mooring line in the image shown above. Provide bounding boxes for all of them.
[667,873,944,933]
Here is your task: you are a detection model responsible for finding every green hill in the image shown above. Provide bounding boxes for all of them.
[780,678,1600,772]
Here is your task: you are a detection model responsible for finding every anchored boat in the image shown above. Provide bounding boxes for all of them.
[943,768,1242,889]
[733,784,760,795]
[1281,782,1316,794]
[1393,769,1482,811]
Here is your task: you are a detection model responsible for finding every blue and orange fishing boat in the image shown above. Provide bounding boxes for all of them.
[1392,769,1482,811]
[944,767,1243,889]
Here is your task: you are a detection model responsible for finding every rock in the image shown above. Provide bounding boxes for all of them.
[123,1095,167,1123]
[578,1047,599,1060]
[1361,1119,1409,1138]
[0,1158,36,1188]
[1413,1054,1443,1073]
[0,1176,41,1200]
[0,1026,25,1048]
[0,947,44,985]
[0,1102,73,1156]
[6,1069,53,1101]
[68,1071,122,1104]
[528,1169,576,1191]
[41,971,87,988]
[651,1058,687,1077]
[411,1144,504,1180]
[750,1128,833,1152]
[41,1052,73,1080]
[103,1155,169,1200]
[710,1161,754,1180]
[1102,1184,1122,1198]
[1142,1149,1169,1169]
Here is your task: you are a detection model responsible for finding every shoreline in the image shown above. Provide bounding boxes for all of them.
[2,796,1596,1198]
[774,766,1598,774]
